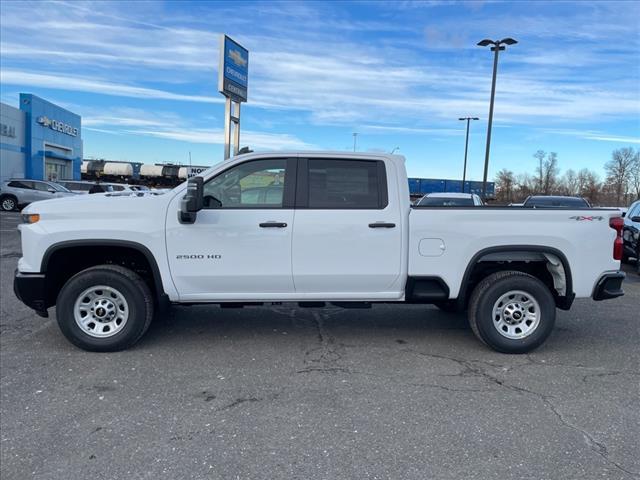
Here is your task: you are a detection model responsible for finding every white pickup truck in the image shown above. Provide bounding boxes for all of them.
[14,152,625,353]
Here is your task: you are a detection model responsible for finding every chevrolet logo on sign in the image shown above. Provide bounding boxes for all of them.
[229,49,247,67]
[37,116,78,137]
[37,116,52,127]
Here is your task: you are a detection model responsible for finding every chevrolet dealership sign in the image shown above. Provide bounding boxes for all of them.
[218,35,248,102]
[36,116,78,137]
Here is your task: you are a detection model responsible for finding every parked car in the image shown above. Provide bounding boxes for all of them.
[0,179,76,211]
[622,200,640,270]
[416,192,483,206]
[57,180,149,194]
[15,152,625,354]
[523,195,591,208]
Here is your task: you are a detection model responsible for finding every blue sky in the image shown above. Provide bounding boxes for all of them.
[1,0,639,180]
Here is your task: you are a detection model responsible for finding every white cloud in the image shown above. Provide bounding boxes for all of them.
[544,129,640,145]
[132,128,315,150]
[0,70,222,104]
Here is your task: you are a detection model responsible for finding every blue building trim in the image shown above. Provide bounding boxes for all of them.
[19,94,82,181]
[0,142,27,153]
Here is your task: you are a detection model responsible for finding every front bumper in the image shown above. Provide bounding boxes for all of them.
[592,271,625,301]
[14,270,49,317]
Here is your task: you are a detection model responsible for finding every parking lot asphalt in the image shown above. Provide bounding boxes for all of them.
[0,210,638,480]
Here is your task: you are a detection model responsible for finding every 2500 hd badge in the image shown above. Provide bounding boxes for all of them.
[176,254,222,259]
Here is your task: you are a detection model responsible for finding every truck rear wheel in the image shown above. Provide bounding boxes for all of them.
[468,271,555,354]
[56,265,154,351]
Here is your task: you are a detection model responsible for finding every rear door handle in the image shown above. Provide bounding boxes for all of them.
[259,222,288,228]
[369,222,396,228]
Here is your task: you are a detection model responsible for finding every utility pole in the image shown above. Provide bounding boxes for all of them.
[458,117,479,193]
[477,37,517,199]
[353,132,358,152]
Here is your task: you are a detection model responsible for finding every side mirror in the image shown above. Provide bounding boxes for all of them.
[179,176,203,224]
[47,188,56,193]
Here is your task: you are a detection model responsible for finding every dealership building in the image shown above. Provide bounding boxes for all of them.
[0,94,82,183]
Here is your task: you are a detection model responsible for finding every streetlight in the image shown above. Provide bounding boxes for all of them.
[352,132,359,152]
[390,146,400,154]
[458,117,479,193]
[477,37,517,198]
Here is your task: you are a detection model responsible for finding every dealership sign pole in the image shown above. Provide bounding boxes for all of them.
[218,35,249,160]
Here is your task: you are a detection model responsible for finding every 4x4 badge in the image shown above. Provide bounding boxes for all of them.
[569,216,604,221]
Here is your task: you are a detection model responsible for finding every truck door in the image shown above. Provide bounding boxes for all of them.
[292,158,404,297]
[165,158,296,300]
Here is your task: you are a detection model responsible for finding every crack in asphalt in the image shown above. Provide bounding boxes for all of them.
[218,397,261,411]
[407,349,639,477]
[297,311,348,375]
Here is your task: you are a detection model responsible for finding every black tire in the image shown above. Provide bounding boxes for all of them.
[468,271,556,354]
[0,195,17,211]
[56,265,154,352]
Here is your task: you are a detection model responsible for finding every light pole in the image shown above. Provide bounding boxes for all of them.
[477,37,517,198]
[352,132,359,152]
[458,117,479,193]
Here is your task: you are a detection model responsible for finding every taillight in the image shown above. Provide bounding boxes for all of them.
[609,217,624,260]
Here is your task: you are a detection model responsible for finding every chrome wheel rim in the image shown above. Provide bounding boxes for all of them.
[492,290,540,339]
[73,285,129,338]
[2,198,15,210]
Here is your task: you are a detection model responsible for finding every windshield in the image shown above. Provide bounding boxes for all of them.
[418,196,474,206]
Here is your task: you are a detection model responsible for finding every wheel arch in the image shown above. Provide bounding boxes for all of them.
[41,240,167,308]
[457,245,574,310]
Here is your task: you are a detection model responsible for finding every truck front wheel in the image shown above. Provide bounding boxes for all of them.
[468,271,555,354]
[56,265,154,351]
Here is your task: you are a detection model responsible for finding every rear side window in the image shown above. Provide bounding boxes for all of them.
[305,159,387,209]
[8,181,33,189]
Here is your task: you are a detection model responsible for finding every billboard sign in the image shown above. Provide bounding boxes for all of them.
[188,166,208,178]
[218,35,249,102]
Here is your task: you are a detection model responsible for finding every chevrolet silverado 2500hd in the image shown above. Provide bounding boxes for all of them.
[14,152,625,353]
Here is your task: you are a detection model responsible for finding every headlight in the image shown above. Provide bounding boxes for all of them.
[21,213,40,224]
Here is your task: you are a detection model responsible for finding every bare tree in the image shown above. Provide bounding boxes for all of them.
[560,169,579,196]
[605,147,636,205]
[630,149,640,200]
[495,169,516,203]
[576,168,600,205]
[533,150,546,192]
[541,152,559,195]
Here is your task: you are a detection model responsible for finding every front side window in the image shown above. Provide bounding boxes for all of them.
[203,159,287,209]
[307,159,386,209]
[33,182,51,192]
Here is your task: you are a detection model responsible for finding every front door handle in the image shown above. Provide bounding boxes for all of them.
[259,222,288,228]
[369,222,396,228]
